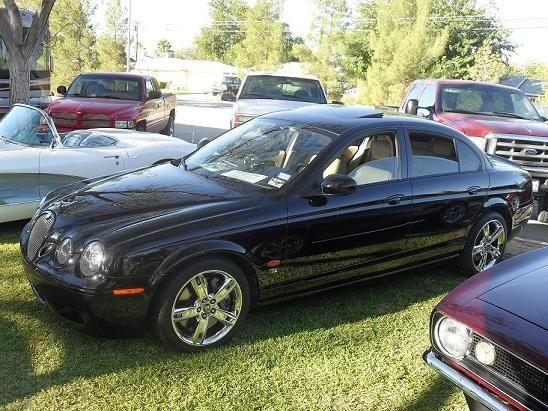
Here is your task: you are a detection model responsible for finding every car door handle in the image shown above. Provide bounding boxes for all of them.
[467,186,481,195]
[386,194,405,206]
[104,155,120,159]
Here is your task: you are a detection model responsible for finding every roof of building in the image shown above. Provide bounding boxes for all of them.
[501,76,547,97]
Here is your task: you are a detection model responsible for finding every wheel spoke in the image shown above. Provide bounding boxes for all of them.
[489,227,504,244]
[190,274,209,300]
[172,307,199,322]
[213,278,236,303]
[192,317,209,344]
[482,224,490,238]
[212,307,238,326]
[489,246,501,259]
[472,245,483,256]
[479,252,487,270]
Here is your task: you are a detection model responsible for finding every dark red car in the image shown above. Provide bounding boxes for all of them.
[424,247,548,410]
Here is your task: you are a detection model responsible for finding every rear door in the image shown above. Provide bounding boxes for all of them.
[405,127,489,260]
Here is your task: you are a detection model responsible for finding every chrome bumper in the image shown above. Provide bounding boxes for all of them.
[424,350,513,411]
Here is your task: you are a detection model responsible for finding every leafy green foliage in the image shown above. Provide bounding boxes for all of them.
[194,0,249,64]
[359,0,448,105]
[155,39,173,57]
[465,41,509,83]
[96,0,126,72]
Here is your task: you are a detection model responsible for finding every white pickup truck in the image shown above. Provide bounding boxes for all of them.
[224,72,328,128]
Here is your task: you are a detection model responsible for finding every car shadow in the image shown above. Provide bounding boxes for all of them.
[173,122,226,144]
[0,253,466,407]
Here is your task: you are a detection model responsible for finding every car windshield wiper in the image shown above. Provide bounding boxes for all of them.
[444,109,484,115]
[490,112,533,120]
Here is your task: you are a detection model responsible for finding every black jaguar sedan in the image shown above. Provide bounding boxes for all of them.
[21,105,533,352]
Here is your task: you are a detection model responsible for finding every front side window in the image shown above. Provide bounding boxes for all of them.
[185,118,337,190]
[0,105,54,146]
[239,75,327,104]
[322,133,401,185]
[67,75,141,101]
[410,133,458,177]
[440,84,542,121]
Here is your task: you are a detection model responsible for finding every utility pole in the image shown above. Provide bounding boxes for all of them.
[134,21,139,64]
[126,0,132,72]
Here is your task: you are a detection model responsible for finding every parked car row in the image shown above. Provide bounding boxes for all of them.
[2,72,546,411]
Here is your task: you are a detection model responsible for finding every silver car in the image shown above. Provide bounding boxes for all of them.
[0,104,196,223]
[228,73,328,128]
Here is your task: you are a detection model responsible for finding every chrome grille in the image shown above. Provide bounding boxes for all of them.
[51,112,77,126]
[491,135,548,167]
[465,333,548,406]
[27,211,55,261]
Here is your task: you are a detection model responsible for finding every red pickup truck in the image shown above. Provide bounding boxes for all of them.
[400,79,548,221]
[46,72,177,136]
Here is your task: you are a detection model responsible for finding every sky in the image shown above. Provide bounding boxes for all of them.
[94,0,548,66]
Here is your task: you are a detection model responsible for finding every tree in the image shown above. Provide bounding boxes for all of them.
[233,0,287,71]
[155,39,173,57]
[175,47,197,60]
[0,0,56,104]
[48,0,97,88]
[96,0,126,71]
[430,0,513,79]
[194,0,249,64]
[294,0,353,99]
[465,41,509,83]
[359,0,448,105]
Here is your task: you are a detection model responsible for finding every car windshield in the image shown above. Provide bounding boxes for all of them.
[239,75,327,104]
[0,105,54,146]
[440,84,542,121]
[66,75,141,101]
[185,118,337,190]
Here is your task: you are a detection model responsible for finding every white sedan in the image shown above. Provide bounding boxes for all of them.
[0,104,196,223]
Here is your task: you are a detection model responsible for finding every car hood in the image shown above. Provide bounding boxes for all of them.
[236,98,319,116]
[46,163,268,245]
[48,97,140,116]
[438,112,548,137]
[478,265,548,330]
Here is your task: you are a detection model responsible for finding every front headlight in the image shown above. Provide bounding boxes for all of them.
[80,241,105,277]
[434,316,472,359]
[115,120,134,129]
[56,238,72,265]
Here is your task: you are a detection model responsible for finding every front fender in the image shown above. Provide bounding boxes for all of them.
[149,240,251,289]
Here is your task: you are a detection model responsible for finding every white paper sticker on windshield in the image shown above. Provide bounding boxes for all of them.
[222,170,267,184]
[268,177,285,188]
[277,172,291,181]
[202,163,228,172]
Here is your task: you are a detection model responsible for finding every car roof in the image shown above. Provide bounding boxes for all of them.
[245,72,321,81]
[79,72,146,80]
[262,104,465,137]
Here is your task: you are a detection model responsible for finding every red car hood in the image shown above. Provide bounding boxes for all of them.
[48,97,140,115]
[438,248,548,371]
[438,112,548,137]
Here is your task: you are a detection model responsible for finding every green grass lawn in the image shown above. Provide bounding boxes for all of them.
[0,221,468,410]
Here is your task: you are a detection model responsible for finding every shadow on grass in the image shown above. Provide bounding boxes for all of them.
[0,254,466,407]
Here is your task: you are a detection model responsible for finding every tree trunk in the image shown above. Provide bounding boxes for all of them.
[7,53,31,105]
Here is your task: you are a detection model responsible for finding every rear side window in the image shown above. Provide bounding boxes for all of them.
[409,133,458,177]
[457,140,481,172]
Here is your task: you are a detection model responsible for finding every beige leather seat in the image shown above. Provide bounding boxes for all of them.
[432,139,456,159]
[323,146,358,178]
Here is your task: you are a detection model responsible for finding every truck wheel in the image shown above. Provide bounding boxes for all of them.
[161,113,175,136]
[538,211,548,223]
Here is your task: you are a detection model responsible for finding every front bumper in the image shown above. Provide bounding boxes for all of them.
[22,256,149,329]
[424,350,514,411]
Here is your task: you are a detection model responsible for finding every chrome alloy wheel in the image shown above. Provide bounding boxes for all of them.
[472,220,506,271]
[170,270,242,346]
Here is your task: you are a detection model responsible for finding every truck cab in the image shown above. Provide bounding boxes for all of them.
[400,79,548,220]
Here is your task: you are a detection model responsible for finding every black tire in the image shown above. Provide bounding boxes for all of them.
[135,122,146,132]
[538,211,548,223]
[161,113,175,136]
[459,211,507,275]
[150,257,250,352]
